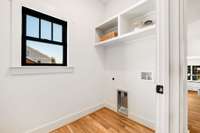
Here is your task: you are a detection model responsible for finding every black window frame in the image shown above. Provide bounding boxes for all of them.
[22,7,67,66]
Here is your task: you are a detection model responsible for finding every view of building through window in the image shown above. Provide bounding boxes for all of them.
[26,41,63,64]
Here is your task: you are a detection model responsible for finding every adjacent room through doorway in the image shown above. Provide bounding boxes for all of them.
[186,0,200,132]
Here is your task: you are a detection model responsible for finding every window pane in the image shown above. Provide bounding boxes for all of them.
[53,23,63,42]
[26,15,39,38]
[41,19,52,40]
[26,40,63,64]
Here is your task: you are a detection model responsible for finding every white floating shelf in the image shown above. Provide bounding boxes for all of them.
[120,0,155,20]
[95,0,156,47]
[95,25,156,47]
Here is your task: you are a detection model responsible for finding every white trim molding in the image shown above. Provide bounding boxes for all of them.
[9,66,74,75]
[129,113,155,130]
[104,103,156,130]
[169,0,188,132]
[156,0,170,132]
[169,0,181,132]
[180,0,189,132]
[25,104,104,133]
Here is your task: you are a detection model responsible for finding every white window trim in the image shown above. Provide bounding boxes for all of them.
[9,66,74,75]
[10,0,73,74]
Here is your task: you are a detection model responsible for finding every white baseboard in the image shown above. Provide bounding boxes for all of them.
[104,103,117,112]
[25,103,155,133]
[128,112,155,130]
[104,103,155,130]
[25,104,104,133]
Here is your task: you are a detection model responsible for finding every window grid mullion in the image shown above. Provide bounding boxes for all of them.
[39,18,41,39]
[25,36,64,46]
[51,22,53,41]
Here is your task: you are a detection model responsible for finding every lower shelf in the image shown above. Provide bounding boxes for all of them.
[95,25,156,47]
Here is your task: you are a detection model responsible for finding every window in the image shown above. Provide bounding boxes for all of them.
[22,7,67,66]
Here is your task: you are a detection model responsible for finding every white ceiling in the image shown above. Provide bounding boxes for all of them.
[98,0,111,5]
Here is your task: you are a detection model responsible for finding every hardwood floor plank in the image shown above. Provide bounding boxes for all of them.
[50,108,155,133]
[188,91,200,133]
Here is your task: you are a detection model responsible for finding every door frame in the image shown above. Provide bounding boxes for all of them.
[168,0,188,132]
[157,0,188,132]
[179,0,188,132]
[156,0,170,132]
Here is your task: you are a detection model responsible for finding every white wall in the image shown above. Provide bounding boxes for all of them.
[0,0,106,133]
[104,0,139,18]
[186,0,200,24]
[187,20,200,58]
[187,0,200,65]
[103,0,156,128]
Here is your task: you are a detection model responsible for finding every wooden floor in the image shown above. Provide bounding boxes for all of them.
[50,108,154,133]
[188,91,200,133]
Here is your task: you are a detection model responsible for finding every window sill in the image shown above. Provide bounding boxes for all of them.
[9,66,74,75]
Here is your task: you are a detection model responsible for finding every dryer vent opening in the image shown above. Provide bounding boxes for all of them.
[117,90,128,115]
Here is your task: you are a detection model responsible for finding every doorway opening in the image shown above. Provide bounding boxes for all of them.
[185,0,200,132]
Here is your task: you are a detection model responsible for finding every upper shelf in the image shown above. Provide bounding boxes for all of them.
[95,0,156,47]
[120,0,155,20]
[96,17,118,32]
